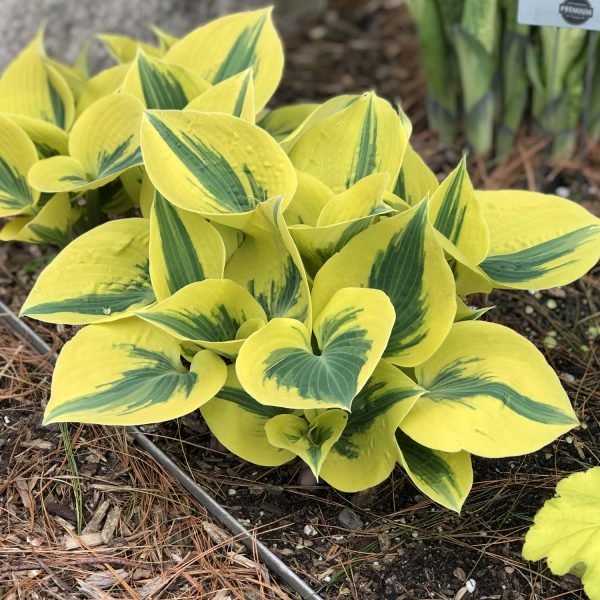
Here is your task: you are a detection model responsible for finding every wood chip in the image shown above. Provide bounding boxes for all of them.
[64,531,105,550]
[78,569,127,590]
[100,506,121,543]
[19,439,54,450]
[82,499,110,534]
[202,522,244,553]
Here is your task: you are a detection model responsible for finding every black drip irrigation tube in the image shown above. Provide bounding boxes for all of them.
[0,300,323,600]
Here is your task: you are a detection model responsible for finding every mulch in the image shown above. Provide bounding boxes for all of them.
[1,1,599,599]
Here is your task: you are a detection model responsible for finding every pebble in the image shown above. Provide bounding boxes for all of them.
[466,578,476,593]
[525,305,534,314]
[303,524,317,537]
[544,336,558,349]
[338,507,364,530]
[227,488,237,497]
[555,186,570,198]
[546,299,557,310]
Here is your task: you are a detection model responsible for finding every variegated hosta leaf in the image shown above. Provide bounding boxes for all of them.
[289,173,393,273]
[236,287,395,411]
[283,170,333,227]
[149,191,225,300]
[28,94,144,193]
[319,360,423,492]
[394,143,439,206]
[185,69,255,122]
[312,200,457,367]
[224,197,311,327]
[165,8,283,111]
[454,297,493,322]
[21,218,155,324]
[201,365,295,466]
[44,56,88,101]
[76,64,128,117]
[120,165,145,206]
[266,410,348,478]
[395,429,473,512]
[477,190,600,289]
[97,33,162,64]
[44,318,226,425]
[429,158,489,265]
[258,103,319,142]
[0,33,74,129]
[212,221,245,262]
[280,94,361,153]
[8,114,69,159]
[0,192,73,246]
[438,232,494,296]
[0,114,39,217]
[137,279,267,359]
[141,110,297,227]
[288,92,407,194]
[400,320,579,458]
[122,50,210,109]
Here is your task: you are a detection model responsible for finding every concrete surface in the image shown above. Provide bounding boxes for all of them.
[0,0,326,71]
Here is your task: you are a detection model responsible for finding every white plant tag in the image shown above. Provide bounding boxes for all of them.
[518,0,600,31]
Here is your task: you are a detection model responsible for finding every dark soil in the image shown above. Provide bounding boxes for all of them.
[1,1,599,599]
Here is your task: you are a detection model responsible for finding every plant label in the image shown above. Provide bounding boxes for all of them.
[518,0,600,31]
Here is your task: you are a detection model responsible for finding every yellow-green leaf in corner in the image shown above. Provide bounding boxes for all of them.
[319,360,423,492]
[28,94,144,193]
[8,114,69,158]
[394,143,439,206]
[399,320,579,458]
[523,467,600,600]
[266,411,348,478]
[312,199,457,367]
[97,33,161,64]
[430,158,490,265]
[0,114,39,216]
[258,103,319,142]
[165,8,282,111]
[477,190,600,290]
[122,50,210,110]
[224,196,311,326]
[236,287,395,411]
[186,69,255,121]
[137,278,266,359]
[44,318,226,425]
[395,430,473,512]
[288,92,407,194]
[149,191,225,300]
[454,297,493,322]
[0,33,75,129]
[141,110,296,226]
[201,365,295,466]
[0,192,73,247]
[21,218,155,324]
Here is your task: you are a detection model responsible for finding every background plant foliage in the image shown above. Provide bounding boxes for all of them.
[407,0,598,159]
[1,7,599,515]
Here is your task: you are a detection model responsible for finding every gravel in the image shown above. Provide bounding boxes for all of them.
[0,0,326,72]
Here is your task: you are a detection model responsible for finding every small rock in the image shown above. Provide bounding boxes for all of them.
[544,336,558,349]
[453,567,466,581]
[504,566,515,574]
[303,524,317,537]
[525,305,534,314]
[546,299,557,310]
[466,579,476,593]
[338,507,364,530]
[227,488,237,497]
[555,186,570,198]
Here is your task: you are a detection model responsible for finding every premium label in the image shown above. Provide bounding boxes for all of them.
[518,0,600,30]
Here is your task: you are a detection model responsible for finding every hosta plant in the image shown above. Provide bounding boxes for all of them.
[523,467,600,600]
[10,9,600,513]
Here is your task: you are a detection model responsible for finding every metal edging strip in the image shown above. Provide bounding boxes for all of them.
[0,300,323,600]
